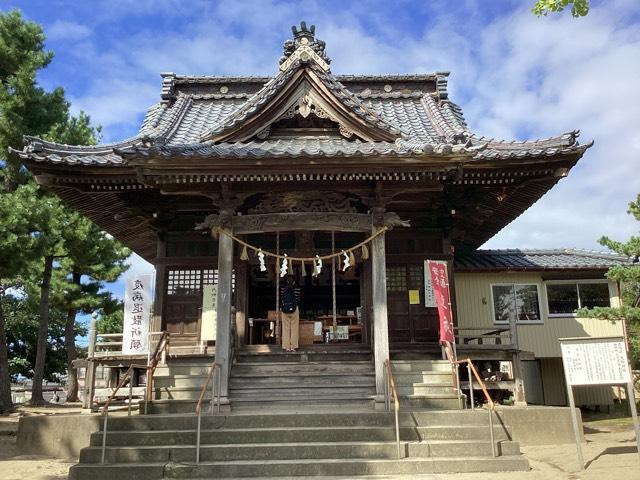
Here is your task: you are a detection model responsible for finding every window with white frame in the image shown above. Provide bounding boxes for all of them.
[491,284,541,324]
[546,280,611,316]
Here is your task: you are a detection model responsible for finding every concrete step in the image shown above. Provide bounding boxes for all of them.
[80,440,521,464]
[91,423,511,447]
[392,371,453,383]
[70,455,529,480]
[162,456,530,478]
[396,383,454,396]
[229,396,376,411]
[103,413,401,431]
[69,463,164,480]
[391,360,452,372]
[399,395,462,409]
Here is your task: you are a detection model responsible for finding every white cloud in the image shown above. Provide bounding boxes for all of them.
[47,20,91,41]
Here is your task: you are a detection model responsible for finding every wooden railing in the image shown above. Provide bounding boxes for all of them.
[444,347,497,458]
[195,361,222,464]
[455,327,512,346]
[383,359,402,459]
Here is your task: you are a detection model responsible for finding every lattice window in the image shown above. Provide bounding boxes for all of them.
[408,265,424,290]
[386,266,407,292]
[167,269,202,296]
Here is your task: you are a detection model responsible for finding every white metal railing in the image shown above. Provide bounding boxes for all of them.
[383,359,402,459]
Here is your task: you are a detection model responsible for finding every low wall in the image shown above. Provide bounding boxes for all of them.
[17,414,101,459]
[495,406,584,445]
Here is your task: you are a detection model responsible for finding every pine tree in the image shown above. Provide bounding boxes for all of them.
[579,194,640,370]
[0,10,130,408]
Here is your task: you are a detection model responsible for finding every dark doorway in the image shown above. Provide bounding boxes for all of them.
[386,262,439,343]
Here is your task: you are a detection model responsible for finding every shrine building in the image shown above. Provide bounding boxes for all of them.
[16,22,623,411]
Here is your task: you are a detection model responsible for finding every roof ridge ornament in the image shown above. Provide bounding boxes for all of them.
[279,21,331,72]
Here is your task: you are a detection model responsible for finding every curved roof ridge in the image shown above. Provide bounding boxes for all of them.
[19,135,142,155]
[420,94,464,142]
[470,130,583,149]
[198,60,408,143]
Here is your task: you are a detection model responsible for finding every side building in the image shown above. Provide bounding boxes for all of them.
[455,249,634,408]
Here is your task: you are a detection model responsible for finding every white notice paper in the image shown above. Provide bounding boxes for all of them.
[560,337,631,386]
[122,274,153,355]
[201,284,217,342]
[423,260,437,308]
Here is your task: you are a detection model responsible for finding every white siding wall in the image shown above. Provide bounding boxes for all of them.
[455,272,623,358]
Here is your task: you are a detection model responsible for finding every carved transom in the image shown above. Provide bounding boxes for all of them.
[248,192,359,214]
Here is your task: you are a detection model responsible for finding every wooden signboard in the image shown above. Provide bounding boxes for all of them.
[559,336,639,469]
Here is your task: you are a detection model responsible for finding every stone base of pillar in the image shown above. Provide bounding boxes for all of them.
[374,396,387,410]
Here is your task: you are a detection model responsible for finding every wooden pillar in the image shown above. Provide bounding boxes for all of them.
[371,208,390,406]
[152,233,166,334]
[215,214,234,403]
[509,317,527,405]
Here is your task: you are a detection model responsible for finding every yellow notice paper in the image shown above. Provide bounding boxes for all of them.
[409,289,420,305]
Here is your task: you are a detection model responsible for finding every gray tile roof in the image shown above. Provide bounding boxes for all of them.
[455,249,637,271]
[13,53,591,166]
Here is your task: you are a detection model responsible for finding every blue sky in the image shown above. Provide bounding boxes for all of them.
[3,0,640,311]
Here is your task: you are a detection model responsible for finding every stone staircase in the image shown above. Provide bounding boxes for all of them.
[392,359,462,409]
[70,410,529,479]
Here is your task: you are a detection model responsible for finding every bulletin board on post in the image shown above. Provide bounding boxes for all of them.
[559,336,640,470]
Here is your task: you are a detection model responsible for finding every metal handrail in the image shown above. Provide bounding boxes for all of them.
[100,363,148,464]
[383,360,402,459]
[450,356,497,458]
[195,361,222,464]
[145,331,170,411]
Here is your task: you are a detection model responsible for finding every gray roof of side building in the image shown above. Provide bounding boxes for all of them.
[454,249,638,272]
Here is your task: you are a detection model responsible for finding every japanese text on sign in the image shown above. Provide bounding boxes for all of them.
[122,274,153,355]
[427,260,454,344]
[560,337,631,386]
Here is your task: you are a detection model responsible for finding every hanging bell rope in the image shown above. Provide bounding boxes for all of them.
[218,226,388,263]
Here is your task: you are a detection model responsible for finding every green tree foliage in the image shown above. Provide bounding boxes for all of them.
[532,0,590,17]
[578,194,640,369]
[0,10,130,410]
[0,10,68,187]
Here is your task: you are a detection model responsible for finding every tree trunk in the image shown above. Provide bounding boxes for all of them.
[0,293,14,413]
[64,271,81,402]
[31,254,54,405]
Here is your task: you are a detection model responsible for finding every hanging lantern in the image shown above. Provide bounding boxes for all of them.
[362,244,369,260]
[280,254,289,278]
[240,245,249,261]
[341,250,350,272]
[258,249,267,272]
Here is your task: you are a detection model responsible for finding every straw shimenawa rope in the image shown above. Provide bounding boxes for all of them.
[214,226,388,262]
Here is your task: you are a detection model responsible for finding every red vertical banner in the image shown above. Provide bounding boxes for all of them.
[427,260,454,344]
